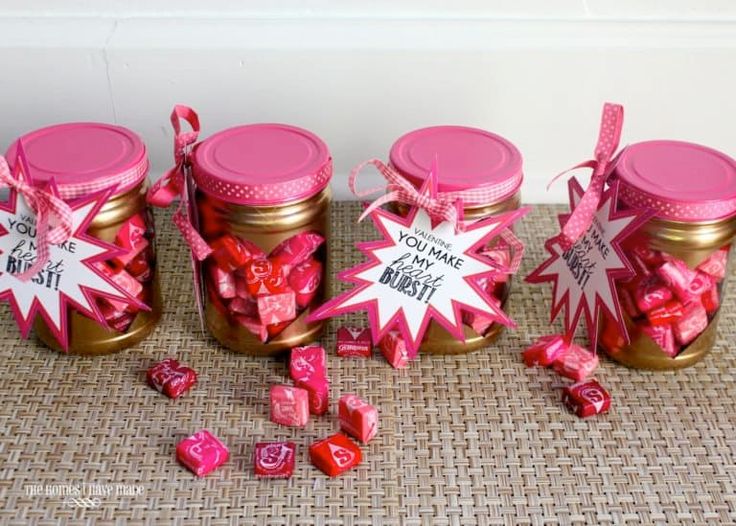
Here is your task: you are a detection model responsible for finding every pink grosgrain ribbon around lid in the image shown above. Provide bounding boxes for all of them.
[0,148,73,281]
[349,158,466,231]
[551,103,624,250]
[147,105,212,261]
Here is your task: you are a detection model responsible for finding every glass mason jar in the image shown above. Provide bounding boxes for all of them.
[598,140,736,369]
[190,124,332,356]
[388,125,524,354]
[6,123,161,354]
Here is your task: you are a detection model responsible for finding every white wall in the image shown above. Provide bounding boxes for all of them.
[0,1,733,202]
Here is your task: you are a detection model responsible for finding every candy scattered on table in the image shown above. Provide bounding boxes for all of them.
[270,385,310,427]
[562,379,611,418]
[339,394,378,444]
[379,330,411,369]
[176,430,229,477]
[147,358,197,399]
[336,327,372,358]
[523,334,567,367]
[309,433,362,477]
[254,441,296,479]
[289,345,327,383]
[296,374,330,416]
[552,343,599,382]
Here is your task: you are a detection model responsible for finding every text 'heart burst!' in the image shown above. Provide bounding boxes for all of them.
[0,178,147,350]
[309,179,529,356]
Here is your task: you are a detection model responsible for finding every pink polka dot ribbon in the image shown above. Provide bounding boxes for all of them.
[147,105,212,262]
[0,146,73,282]
[553,103,624,250]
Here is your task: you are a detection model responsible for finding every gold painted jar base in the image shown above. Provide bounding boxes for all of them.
[418,320,505,355]
[205,303,325,357]
[602,314,718,371]
[35,275,163,356]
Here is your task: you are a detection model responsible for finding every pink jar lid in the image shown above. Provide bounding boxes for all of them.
[5,122,148,200]
[614,140,736,222]
[389,125,523,205]
[191,123,332,206]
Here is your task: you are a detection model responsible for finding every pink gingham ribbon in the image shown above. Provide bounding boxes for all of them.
[551,103,624,250]
[0,152,73,281]
[350,159,467,230]
[147,105,212,261]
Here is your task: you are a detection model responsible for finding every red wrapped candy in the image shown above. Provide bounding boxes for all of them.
[289,345,327,382]
[701,286,720,314]
[257,291,296,325]
[271,231,325,269]
[641,323,677,357]
[462,310,495,336]
[673,301,708,345]
[379,330,411,369]
[309,433,362,477]
[209,265,236,299]
[562,379,611,418]
[270,385,310,428]
[100,301,136,332]
[113,214,149,267]
[126,246,154,283]
[176,430,229,477]
[210,234,253,272]
[229,296,258,317]
[552,344,599,381]
[634,275,672,312]
[697,248,728,280]
[656,260,698,300]
[618,288,641,319]
[646,300,684,326]
[523,334,568,367]
[95,263,143,312]
[339,394,378,444]
[336,327,372,358]
[287,259,323,309]
[147,358,197,399]
[245,258,288,296]
[253,441,296,479]
[296,375,330,416]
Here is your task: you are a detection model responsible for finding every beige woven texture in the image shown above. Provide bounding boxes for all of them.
[1,203,735,526]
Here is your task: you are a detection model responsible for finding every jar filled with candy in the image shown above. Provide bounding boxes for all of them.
[190,122,332,355]
[599,140,736,369]
[387,125,524,354]
[6,123,161,354]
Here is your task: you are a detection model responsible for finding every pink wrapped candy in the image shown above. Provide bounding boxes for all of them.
[656,260,699,301]
[210,234,253,272]
[209,265,236,300]
[339,394,378,444]
[234,315,268,343]
[245,258,288,296]
[287,259,323,309]
[270,385,310,427]
[634,275,672,313]
[336,327,372,358]
[552,344,599,381]
[257,291,296,325]
[523,335,568,367]
[641,323,677,357]
[462,311,495,336]
[176,430,229,477]
[95,263,143,313]
[296,375,330,416]
[271,231,325,269]
[702,286,720,314]
[113,214,149,267]
[673,301,708,345]
[379,331,411,369]
[289,345,327,382]
[697,248,728,280]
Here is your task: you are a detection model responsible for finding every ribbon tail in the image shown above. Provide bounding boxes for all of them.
[172,206,212,261]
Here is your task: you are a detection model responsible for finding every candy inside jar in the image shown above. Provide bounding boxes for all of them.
[597,140,736,370]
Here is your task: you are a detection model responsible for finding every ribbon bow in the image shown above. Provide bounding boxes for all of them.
[349,159,465,231]
[0,152,73,282]
[552,103,625,250]
[147,105,212,261]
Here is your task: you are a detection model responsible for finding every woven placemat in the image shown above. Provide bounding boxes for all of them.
[0,202,735,525]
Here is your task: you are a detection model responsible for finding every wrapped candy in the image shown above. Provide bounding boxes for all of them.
[552,344,599,381]
[176,430,229,477]
[209,265,236,300]
[522,334,568,367]
[253,441,296,479]
[336,327,372,358]
[641,323,677,357]
[697,248,728,280]
[270,385,310,427]
[618,288,641,319]
[113,214,149,267]
[656,260,699,301]
[379,331,411,369]
[257,291,296,325]
[339,394,378,444]
[289,345,327,382]
[100,302,136,333]
[210,234,253,272]
[634,275,672,312]
[701,286,720,314]
[562,379,611,418]
[462,311,495,336]
[228,296,258,317]
[296,375,330,416]
[147,358,197,399]
[673,301,708,345]
[95,263,143,313]
[287,259,323,309]
[646,300,684,326]
[245,258,288,296]
[234,315,268,343]
[270,231,325,269]
[126,245,155,283]
[309,433,362,477]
